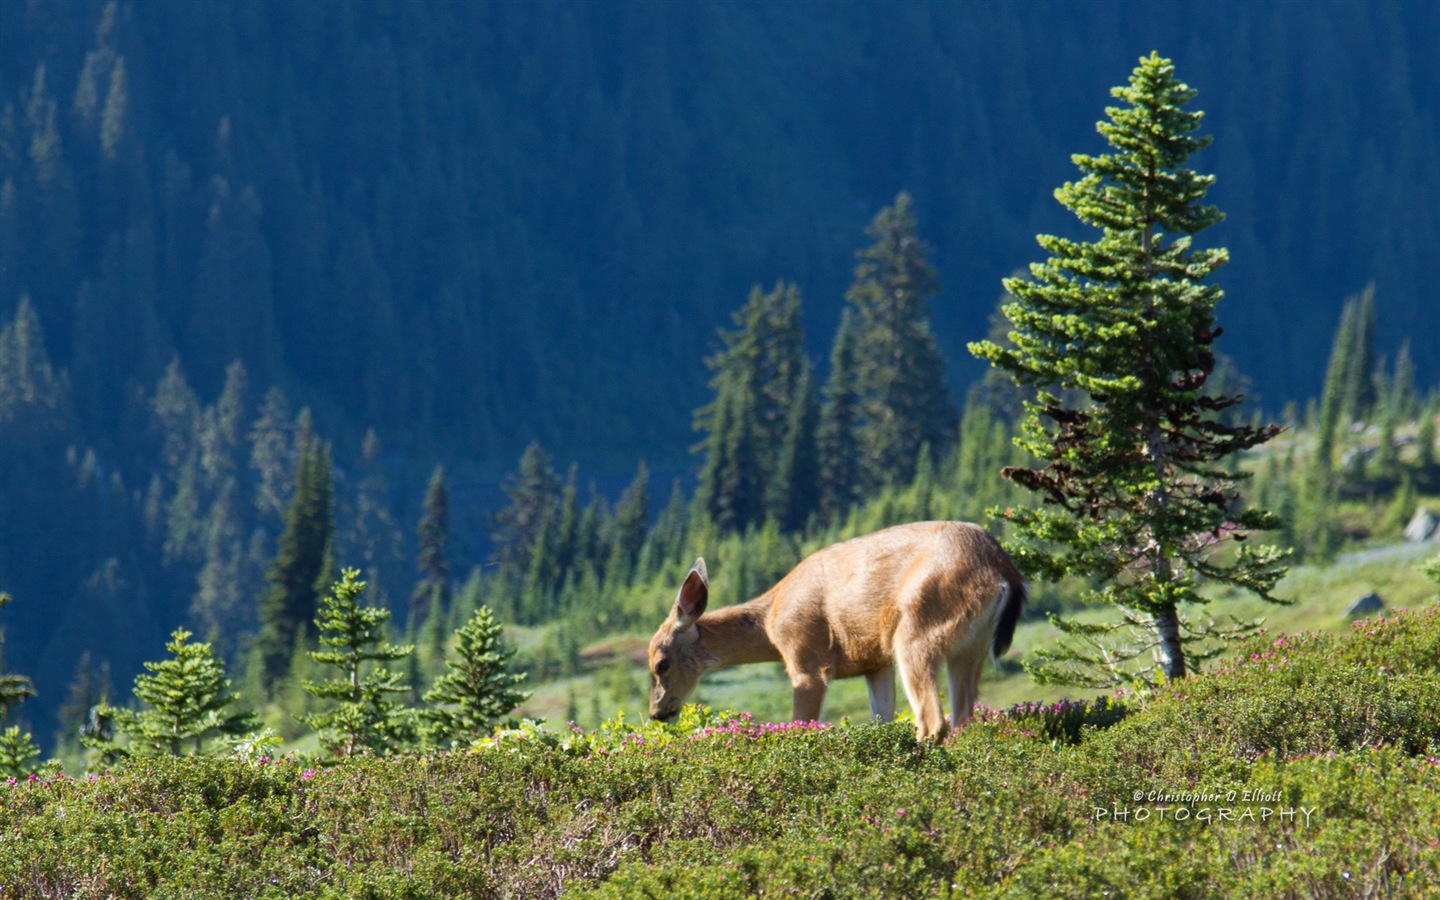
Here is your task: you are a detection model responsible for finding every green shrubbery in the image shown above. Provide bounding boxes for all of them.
[2,603,1438,896]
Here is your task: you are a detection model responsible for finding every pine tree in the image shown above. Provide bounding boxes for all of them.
[1323,284,1380,450]
[302,569,415,759]
[421,605,529,747]
[818,309,862,522]
[347,429,404,602]
[151,357,200,475]
[970,53,1288,686]
[276,631,316,741]
[551,465,583,580]
[491,442,562,580]
[766,362,821,532]
[188,169,281,394]
[248,386,295,523]
[255,438,334,687]
[98,54,130,162]
[695,373,762,532]
[163,449,205,566]
[310,536,338,613]
[1350,283,1378,420]
[0,297,64,418]
[200,360,250,488]
[1424,550,1440,599]
[191,478,246,651]
[604,461,650,585]
[0,593,37,719]
[1316,292,1372,472]
[694,282,810,531]
[844,192,957,489]
[91,629,255,757]
[53,652,109,764]
[1389,340,1417,422]
[411,596,448,701]
[410,464,450,626]
[1374,402,1401,482]
[0,726,41,777]
[71,5,118,135]
[1417,400,1438,478]
[20,64,83,335]
[641,478,690,578]
[522,509,563,622]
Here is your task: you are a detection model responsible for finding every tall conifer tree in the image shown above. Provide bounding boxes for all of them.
[1350,283,1378,420]
[248,386,295,523]
[410,464,450,626]
[818,309,862,521]
[971,53,1288,685]
[844,192,956,490]
[694,281,810,532]
[605,461,650,584]
[767,361,821,532]
[695,375,762,532]
[1317,295,1357,472]
[348,428,404,592]
[1316,284,1382,474]
[491,441,562,580]
[255,438,333,687]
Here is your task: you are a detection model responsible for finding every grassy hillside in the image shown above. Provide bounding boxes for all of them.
[3,574,1437,897]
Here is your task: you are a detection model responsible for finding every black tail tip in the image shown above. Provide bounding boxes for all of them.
[992,580,1027,658]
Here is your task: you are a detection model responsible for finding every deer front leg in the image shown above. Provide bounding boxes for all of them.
[790,674,828,723]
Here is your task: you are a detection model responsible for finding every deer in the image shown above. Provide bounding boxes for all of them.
[647,521,1026,742]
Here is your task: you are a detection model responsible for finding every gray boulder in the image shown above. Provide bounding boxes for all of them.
[1404,507,1438,543]
[1345,591,1386,619]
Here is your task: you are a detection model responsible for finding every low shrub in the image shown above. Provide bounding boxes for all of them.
[998,695,1129,746]
[1,606,1437,897]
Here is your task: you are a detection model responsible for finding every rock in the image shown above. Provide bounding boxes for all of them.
[1345,591,1386,619]
[1404,507,1438,543]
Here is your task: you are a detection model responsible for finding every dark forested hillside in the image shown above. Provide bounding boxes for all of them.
[1,0,1436,466]
[0,0,1437,749]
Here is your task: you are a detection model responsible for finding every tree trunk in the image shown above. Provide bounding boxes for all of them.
[1153,604,1187,680]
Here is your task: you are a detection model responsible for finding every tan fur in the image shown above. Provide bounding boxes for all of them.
[647,521,1025,741]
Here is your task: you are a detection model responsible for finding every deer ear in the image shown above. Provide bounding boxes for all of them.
[674,558,708,628]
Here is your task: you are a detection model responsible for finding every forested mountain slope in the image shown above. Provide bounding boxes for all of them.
[1,0,1435,467]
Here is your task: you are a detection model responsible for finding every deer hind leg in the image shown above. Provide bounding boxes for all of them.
[947,650,987,730]
[894,625,948,742]
[865,665,896,722]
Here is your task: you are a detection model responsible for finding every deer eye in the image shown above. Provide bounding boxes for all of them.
[655,658,671,676]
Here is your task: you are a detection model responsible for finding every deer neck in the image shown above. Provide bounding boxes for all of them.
[697,592,781,671]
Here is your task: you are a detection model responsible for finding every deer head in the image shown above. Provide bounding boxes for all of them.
[647,558,709,723]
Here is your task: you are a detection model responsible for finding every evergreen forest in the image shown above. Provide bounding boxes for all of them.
[1,0,1439,769]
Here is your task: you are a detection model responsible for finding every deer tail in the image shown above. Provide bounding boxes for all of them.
[990,574,1027,660]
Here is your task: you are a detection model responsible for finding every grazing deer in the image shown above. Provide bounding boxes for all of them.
[647,521,1026,741]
